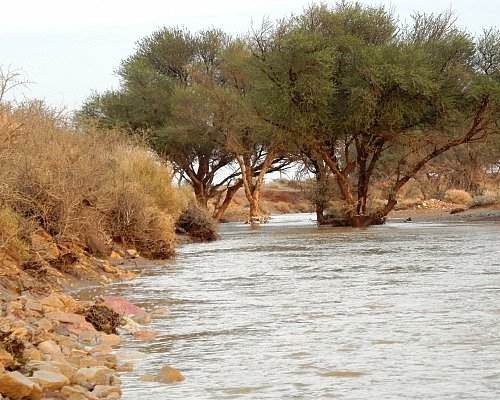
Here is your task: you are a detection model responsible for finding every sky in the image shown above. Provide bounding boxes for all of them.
[1,0,499,110]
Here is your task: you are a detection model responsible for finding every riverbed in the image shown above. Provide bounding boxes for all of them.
[90,214,500,399]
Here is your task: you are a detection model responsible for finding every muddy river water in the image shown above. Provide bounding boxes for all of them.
[87,214,500,399]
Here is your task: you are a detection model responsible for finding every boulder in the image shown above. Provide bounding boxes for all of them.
[61,385,98,400]
[98,334,120,348]
[71,366,114,390]
[40,294,65,313]
[157,366,185,383]
[101,296,146,318]
[92,384,121,398]
[0,349,14,369]
[133,330,159,342]
[31,370,69,391]
[38,340,62,358]
[0,371,42,400]
[46,311,86,325]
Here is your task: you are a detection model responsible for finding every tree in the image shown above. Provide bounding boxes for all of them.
[81,28,241,216]
[250,3,500,226]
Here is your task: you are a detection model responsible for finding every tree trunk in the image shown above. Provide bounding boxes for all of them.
[236,150,275,224]
[192,182,209,209]
[213,180,243,221]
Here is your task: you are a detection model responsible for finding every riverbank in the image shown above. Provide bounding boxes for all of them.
[389,205,500,223]
[0,231,188,400]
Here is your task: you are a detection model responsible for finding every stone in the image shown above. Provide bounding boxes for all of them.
[109,251,122,260]
[98,334,120,347]
[30,231,60,261]
[67,320,97,336]
[93,354,117,370]
[31,370,69,391]
[92,385,121,398]
[72,366,114,390]
[25,299,43,313]
[0,349,14,368]
[101,296,146,318]
[125,249,138,258]
[40,294,65,313]
[138,374,156,382]
[157,366,185,384]
[61,385,98,400]
[89,345,113,355]
[114,350,146,363]
[120,317,141,334]
[36,318,53,331]
[0,371,42,400]
[38,340,62,358]
[28,360,76,380]
[45,311,86,325]
[133,330,159,341]
[24,348,42,362]
[116,362,134,372]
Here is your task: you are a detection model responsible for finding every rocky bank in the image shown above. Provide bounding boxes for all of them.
[0,229,183,399]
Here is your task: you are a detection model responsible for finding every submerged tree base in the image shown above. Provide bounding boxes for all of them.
[319,214,386,227]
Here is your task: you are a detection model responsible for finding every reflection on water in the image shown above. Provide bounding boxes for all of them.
[86,213,500,399]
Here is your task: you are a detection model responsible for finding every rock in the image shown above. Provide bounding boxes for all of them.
[0,349,14,368]
[38,340,62,358]
[25,299,43,313]
[24,348,42,362]
[114,350,146,363]
[31,370,69,391]
[28,360,76,380]
[101,296,146,318]
[157,366,185,384]
[89,345,113,355]
[125,249,138,258]
[67,320,97,336]
[116,362,134,372]
[72,366,114,390]
[85,232,110,258]
[92,385,121,398]
[61,385,98,400]
[36,318,53,331]
[109,251,122,260]
[138,374,156,382]
[46,311,86,325]
[40,294,65,313]
[78,331,100,346]
[119,317,141,334]
[30,231,60,261]
[98,334,120,348]
[0,371,42,400]
[133,330,159,342]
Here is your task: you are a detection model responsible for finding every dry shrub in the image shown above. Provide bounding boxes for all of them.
[176,204,218,241]
[0,208,28,260]
[444,189,473,205]
[0,101,186,259]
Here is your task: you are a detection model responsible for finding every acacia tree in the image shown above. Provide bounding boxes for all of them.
[212,41,293,222]
[81,28,240,215]
[250,3,500,226]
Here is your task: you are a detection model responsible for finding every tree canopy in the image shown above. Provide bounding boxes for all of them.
[80,2,500,225]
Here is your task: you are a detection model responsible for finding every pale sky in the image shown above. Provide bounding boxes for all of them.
[1,0,498,109]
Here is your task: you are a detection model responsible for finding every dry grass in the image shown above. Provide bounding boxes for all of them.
[443,189,473,205]
[0,207,28,261]
[0,101,187,259]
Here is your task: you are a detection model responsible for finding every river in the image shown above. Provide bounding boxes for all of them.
[88,213,500,399]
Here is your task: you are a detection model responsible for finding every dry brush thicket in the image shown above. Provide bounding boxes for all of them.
[0,101,189,260]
